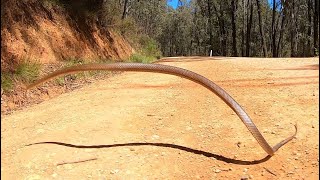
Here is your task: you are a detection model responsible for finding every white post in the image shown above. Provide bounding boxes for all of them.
[210,50,213,57]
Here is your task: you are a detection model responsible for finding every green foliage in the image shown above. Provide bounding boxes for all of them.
[54,77,65,86]
[139,36,162,58]
[127,35,162,63]
[1,60,41,92]
[118,17,139,36]
[15,61,41,83]
[95,0,122,26]
[127,0,318,57]
[1,72,14,92]
[64,57,86,67]
[129,53,156,63]
[129,0,167,39]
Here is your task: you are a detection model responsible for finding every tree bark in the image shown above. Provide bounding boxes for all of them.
[314,0,319,55]
[212,2,227,56]
[276,13,285,57]
[121,0,129,19]
[256,0,267,57]
[241,0,246,56]
[307,0,312,56]
[231,0,238,56]
[290,0,298,57]
[220,18,227,56]
[207,0,214,53]
[245,0,253,57]
[276,1,288,57]
[271,0,277,57]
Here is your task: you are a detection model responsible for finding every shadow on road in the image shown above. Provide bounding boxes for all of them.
[26,141,271,165]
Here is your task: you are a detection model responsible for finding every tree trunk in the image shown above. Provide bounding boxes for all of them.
[121,0,129,19]
[245,0,253,57]
[256,0,267,57]
[307,0,312,56]
[271,0,277,57]
[231,0,238,56]
[207,0,214,52]
[220,18,227,56]
[314,0,319,55]
[211,2,227,56]
[290,0,298,57]
[276,14,285,57]
[276,2,287,57]
[241,0,246,56]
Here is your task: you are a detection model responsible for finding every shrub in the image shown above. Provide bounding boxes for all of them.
[1,60,41,92]
[14,60,41,83]
[1,72,14,92]
[139,35,162,58]
[118,17,139,36]
[129,53,156,63]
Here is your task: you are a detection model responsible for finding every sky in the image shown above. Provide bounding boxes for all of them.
[167,0,179,9]
[167,0,192,9]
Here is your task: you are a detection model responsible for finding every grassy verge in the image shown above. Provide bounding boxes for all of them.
[54,57,114,86]
[127,35,162,63]
[15,61,41,83]
[1,73,14,92]
[0,52,162,93]
[1,60,41,92]
[128,53,156,63]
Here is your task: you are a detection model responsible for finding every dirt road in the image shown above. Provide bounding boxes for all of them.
[1,57,319,179]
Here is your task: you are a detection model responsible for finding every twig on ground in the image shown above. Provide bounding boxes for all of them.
[56,157,98,166]
[263,167,277,176]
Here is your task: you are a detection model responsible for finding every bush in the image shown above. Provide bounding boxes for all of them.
[127,35,162,63]
[129,53,156,63]
[1,60,41,92]
[139,35,162,58]
[118,17,139,37]
[97,0,122,27]
[1,72,14,92]
[14,60,41,83]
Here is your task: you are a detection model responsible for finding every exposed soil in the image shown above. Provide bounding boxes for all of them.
[1,57,319,179]
[1,0,134,71]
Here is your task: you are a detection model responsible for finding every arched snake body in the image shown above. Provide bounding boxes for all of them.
[27,63,297,156]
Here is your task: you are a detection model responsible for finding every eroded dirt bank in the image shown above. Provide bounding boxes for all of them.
[1,0,134,71]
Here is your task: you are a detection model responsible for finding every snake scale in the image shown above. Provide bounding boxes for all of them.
[27,63,297,156]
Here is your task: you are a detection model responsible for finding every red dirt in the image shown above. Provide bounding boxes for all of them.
[1,57,319,179]
[1,1,134,71]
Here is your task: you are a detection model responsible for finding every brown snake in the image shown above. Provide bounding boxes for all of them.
[27,63,297,156]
